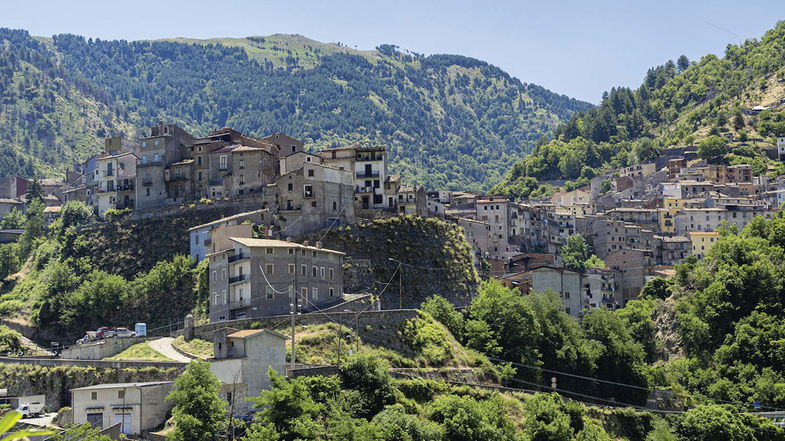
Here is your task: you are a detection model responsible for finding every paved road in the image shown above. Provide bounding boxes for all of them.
[148,337,193,363]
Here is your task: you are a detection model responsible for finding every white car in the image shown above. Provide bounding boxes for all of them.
[114,328,136,338]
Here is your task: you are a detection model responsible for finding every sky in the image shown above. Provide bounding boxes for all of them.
[2,0,783,103]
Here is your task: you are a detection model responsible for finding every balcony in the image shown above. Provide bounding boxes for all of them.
[228,252,248,263]
[228,298,250,310]
[117,184,135,192]
[229,274,249,284]
[142,179,153,186]
[355,186,375,194]
[356,171,380,178]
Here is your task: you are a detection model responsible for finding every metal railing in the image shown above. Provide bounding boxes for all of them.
[228,253,247,263]
[229,274,248,284]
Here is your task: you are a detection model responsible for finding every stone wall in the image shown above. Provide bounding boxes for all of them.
[0,361,182,409]
[342,259,375,294]
[58,337,149,360]
[189,309,418,352]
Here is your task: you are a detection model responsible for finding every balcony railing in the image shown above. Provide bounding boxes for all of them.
[228,298,250,309]
[356,171,380,178]
[228,253,247,263]
[117,184,135,192]
[355,186,375,193]
[229,274,249,284]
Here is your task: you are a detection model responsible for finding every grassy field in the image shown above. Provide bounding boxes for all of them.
[172,336,214,359]
[107,342,173,362]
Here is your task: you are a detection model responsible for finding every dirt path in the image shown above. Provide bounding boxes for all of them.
[148,337,193,363]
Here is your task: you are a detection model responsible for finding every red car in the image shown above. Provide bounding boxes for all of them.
[95,327,116,339]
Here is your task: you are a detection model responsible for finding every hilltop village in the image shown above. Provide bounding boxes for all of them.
[2,121,785,438]
[0,121,782,322]
[0,122,780,321]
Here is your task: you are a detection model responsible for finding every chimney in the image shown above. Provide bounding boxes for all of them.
[286,236,292,242]
[316,241,323,249]
[303,240,309,247]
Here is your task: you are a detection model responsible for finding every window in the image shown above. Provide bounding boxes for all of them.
[312,288,318,300]
[304,184,313,198]
[153,153,159,162]
[198,172,203,181]
[289,248,294,255]
[312,266,317,277]
[287,183,293,191]
[222,290,227,303]
[213,293,219,306]
[212,270,216,281]
[312,251,317,257]
[118,390,125,399]
[329,287,335,297]
[307,169,314,177]
[91,392,97,400]
[320,267,325,278]
[197,156,202,166]
[266,263,274,275]
[333,201,337,210]
[329,268,335,280]
[220,155,228,170]
[301,287,308,299]
[239,159,245,169]
[564,291,571,299]
[239,175,244,185]
[222,269,227,280]
[288,264,295,274]
[146,188,150,197]
[266,248,274,254]
[301,265,307,276]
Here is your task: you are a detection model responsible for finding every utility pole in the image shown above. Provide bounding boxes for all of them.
[290,286,296,374]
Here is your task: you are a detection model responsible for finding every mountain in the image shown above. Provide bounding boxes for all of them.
[492,21,785,198]
[0,29,591,190]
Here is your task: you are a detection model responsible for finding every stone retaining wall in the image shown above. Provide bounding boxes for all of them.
[189,309,418,352]
[0,357,186,370]
[58,337,149,360]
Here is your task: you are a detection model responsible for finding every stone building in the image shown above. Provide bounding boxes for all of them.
[208,238,344,322]
[71,382,174,436]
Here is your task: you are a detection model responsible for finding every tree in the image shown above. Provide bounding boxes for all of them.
[677,405,756,441]
[48,423,112,441]
[24,178,43,203]
[697,136,728,163]
[561,234,603,273]
[167,361,228,441]
[630,138,661,163]
[249,368,323,441]
[339,353,396,418]
[0,208,24,229]
[420,295,464,339]
[640,277,671,300]
[677,55,690,73]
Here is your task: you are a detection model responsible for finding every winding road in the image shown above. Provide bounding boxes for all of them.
[147,337,193,363]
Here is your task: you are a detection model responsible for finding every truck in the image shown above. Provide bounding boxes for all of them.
[16,402,44,418]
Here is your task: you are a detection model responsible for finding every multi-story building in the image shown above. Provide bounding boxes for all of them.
[93,152,137,217]
[658,197,683,234]
[188,209,271,262]
[208,238,344,322]
[276,162,354,236]
[475,197,510,248]
[320,145,391,210]
[688,231,719,259]
[135,123,194,209]
[674,206,773,235]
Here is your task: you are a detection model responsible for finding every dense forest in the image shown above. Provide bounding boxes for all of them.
[0,28,590,190]
[492,21,785,198]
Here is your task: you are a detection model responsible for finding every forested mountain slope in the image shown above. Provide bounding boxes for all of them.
[493,21,785,198]
[0,29,591,190]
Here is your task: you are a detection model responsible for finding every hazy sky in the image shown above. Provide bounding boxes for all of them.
[3,0,783,103]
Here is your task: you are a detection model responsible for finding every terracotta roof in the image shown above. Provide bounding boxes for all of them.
[43,206,61,213]
[170,158,194,166]
[227,329,288,339]
[0,198,23,204]
[233,145,267,153]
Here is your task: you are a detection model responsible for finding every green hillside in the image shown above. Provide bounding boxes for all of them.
[0,29,591,190]
[493,21,785,198]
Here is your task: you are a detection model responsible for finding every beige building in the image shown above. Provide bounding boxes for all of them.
[71,381,174,436]
[210,328,287,414]
[94,152,137,217]
[688,231,720,259]
[208,238,344,322]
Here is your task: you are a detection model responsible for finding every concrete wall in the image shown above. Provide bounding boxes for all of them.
[59,337,149,360]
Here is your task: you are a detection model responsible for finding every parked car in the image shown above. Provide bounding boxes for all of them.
[16,402,44,418]
[95,327,116,339]
[115,327,136,338]
[77,331,98,345]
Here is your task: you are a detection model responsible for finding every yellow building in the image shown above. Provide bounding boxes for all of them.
[688,231,720,259]
[658,198,684,234]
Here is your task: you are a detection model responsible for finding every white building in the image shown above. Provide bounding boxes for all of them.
[71,381,174,436]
